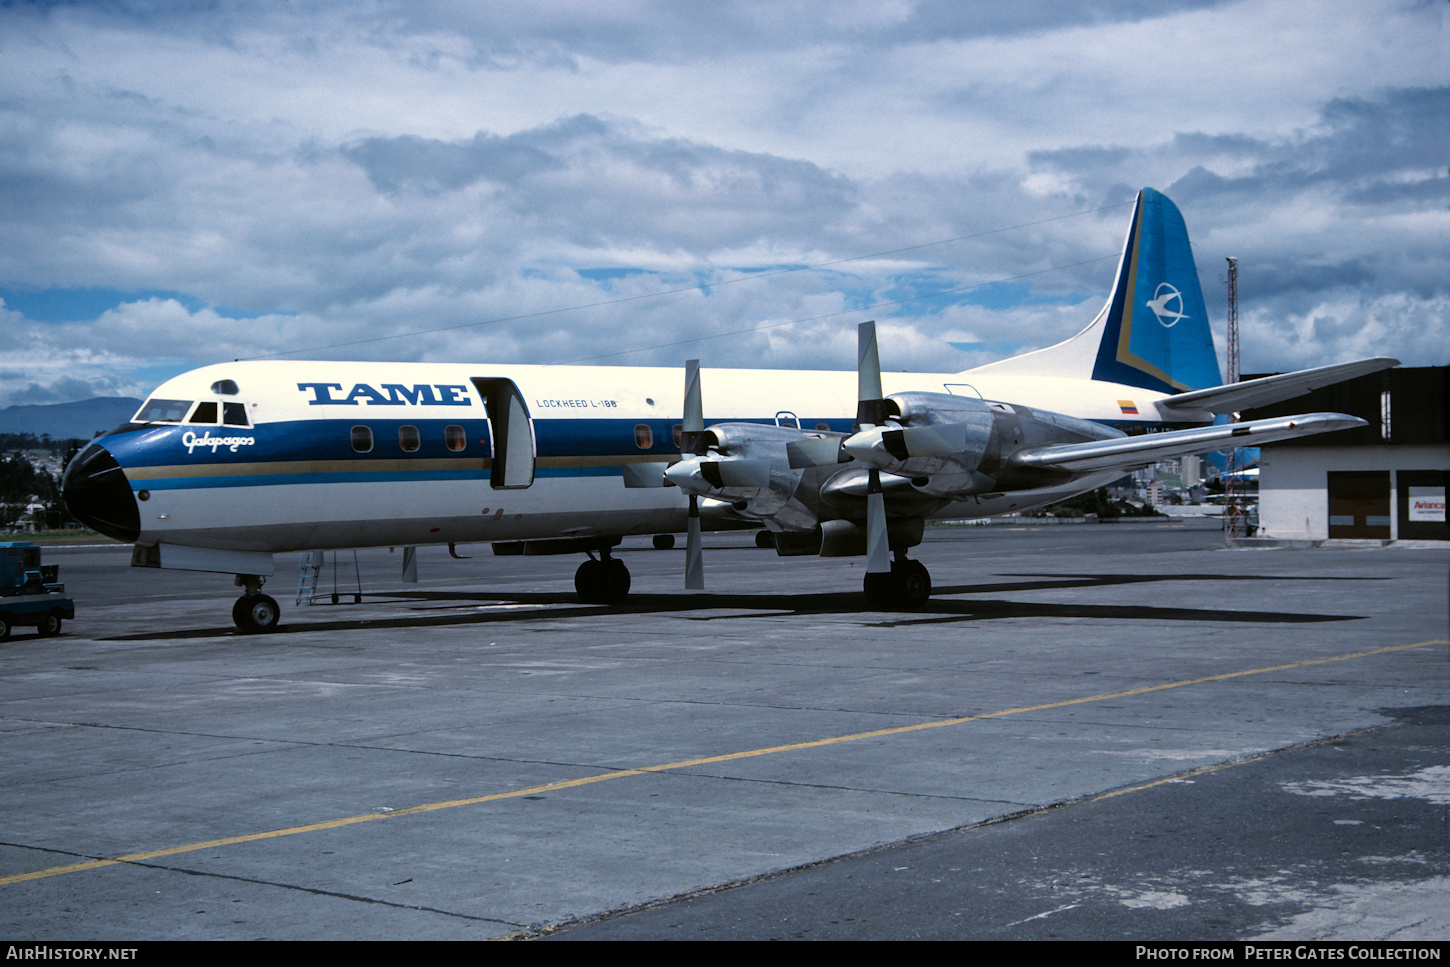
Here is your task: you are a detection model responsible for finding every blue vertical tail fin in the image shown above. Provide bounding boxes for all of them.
[1091,188,1221,392]
[967,188,1223,393]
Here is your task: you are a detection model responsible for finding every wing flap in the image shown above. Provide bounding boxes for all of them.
[1012,412,1366,474]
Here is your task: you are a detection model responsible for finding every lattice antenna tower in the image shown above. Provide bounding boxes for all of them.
[1225,256,1240,385]
[1224,256,1242,538]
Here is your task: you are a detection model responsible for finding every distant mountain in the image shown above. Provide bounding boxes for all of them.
[0,397,143,441]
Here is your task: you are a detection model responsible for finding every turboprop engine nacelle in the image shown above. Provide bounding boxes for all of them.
[839,392,1125,499]
[837,392,999,498]
[664,423,827,531]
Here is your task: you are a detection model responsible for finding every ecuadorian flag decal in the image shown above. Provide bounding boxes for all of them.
[1118,400,1139,415]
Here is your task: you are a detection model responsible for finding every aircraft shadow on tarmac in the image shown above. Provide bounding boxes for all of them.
[103,572,1371,641]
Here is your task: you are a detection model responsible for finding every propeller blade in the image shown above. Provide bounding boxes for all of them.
[856,320,889,427]
[682,359,705,590]
[856,322,892,574]
[701,458,772,489]
[682,358,705,455]
[786,435,847,469]
[685,495,704,589]
[865,473,890,575]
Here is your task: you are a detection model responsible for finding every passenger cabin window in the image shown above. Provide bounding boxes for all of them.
[398,425,420,452]
[135,399,193,423]
[351,426,373,453]
[189,402,218,424]
[634,424,654,449]
[672,424,682,448]
[222,402,249,427]
[445,425,466,452]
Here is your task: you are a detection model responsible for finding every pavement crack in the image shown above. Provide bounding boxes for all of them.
[128,860,526,927]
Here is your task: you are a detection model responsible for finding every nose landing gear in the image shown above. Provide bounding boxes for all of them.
[233,574,279,633]
[574,549,630,605]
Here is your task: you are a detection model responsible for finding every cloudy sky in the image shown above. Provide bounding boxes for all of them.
[1,0,1445,408]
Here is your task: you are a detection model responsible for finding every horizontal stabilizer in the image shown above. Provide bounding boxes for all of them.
[1012,412,1366,474]
[1157,358,1398,416]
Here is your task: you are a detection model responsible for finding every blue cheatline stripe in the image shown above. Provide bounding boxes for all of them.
[106,415,834,471]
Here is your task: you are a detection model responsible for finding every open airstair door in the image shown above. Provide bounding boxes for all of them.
[471,377,536,489]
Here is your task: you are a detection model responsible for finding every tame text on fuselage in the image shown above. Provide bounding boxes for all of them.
[296,383,473,406]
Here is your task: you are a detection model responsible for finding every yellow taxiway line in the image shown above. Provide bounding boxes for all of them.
[2,638,1442,888]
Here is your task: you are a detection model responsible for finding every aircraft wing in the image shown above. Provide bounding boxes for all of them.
[1011,412,1366,474]
[1156,358,1398,416]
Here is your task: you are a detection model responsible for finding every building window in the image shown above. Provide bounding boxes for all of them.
[398,425,420,452]
[1381,389,1392,440]
[445,425,466,452]
[351,426,373,453]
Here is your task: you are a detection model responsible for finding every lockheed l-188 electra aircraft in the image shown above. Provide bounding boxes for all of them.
[62,188,1395,632]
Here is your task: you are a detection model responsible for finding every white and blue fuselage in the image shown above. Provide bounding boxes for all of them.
[76,359,1182,555]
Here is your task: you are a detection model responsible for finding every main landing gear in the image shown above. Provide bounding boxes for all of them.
[575,549,631,605]
[232,574,280,634]
[862,552,932,611]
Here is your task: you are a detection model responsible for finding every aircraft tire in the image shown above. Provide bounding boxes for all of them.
[37,612,61,637]
[603,558,631,604]
[754,530,775,549]
[0,614,10,640]
[575,559,605,604]
[234,594,280,634]
[897,560,932,609]
[652,534,675,550]
[863,571,895,610]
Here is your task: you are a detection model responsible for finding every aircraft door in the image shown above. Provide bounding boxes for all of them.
[471,378,536,489]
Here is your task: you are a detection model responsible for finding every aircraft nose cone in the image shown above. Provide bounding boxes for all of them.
[61,442,140,542]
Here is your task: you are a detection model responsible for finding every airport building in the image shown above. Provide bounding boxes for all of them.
[1245,366,1449,542]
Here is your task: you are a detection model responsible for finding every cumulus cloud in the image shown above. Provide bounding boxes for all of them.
[0,0,1444,407]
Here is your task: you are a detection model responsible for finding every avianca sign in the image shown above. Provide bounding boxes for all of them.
[297,383,474,406]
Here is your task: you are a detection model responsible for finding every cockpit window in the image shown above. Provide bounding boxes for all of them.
[189,402,218,424]
[222,402,249,427]
[211,379,239,395]
[135,399,194,423]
